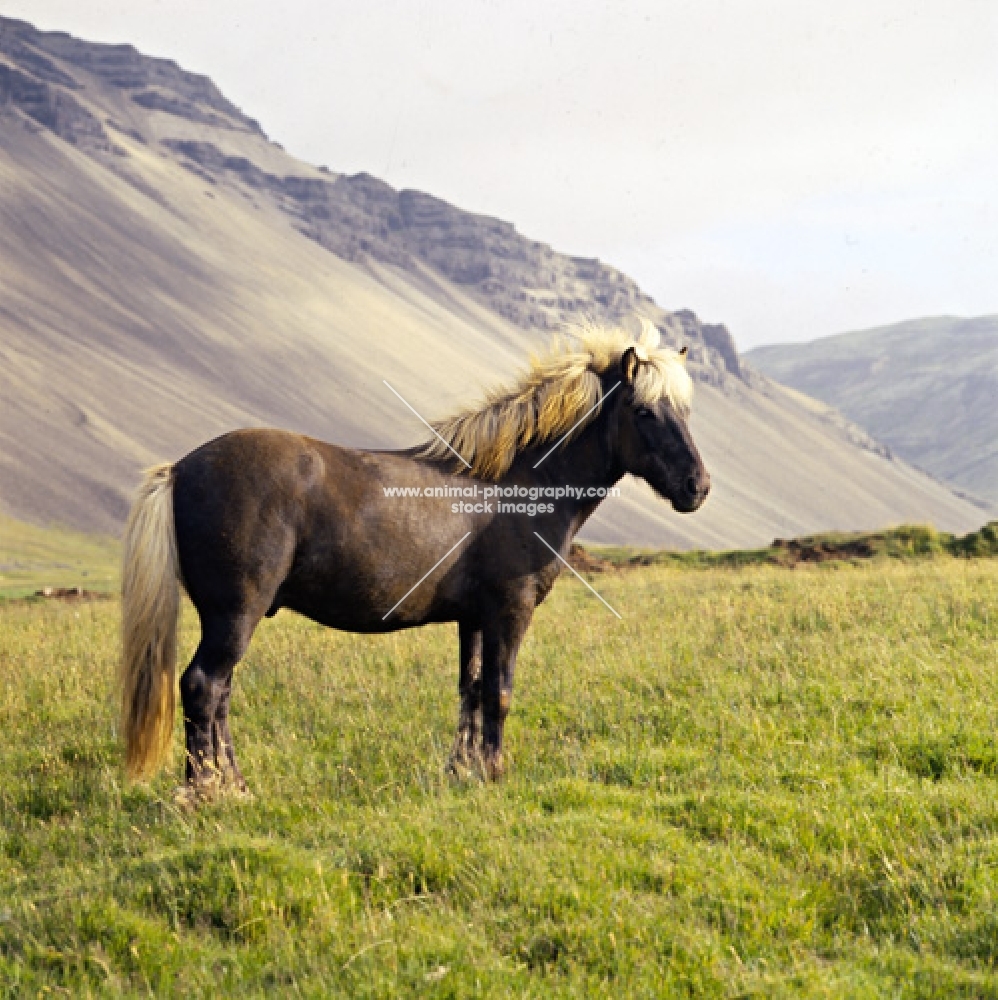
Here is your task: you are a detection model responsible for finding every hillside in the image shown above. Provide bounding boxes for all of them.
[0,16,986,547]
[0,513,118,598]
[747,316,998,505]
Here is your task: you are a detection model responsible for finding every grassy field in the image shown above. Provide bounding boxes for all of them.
[2,553,998,996]
[0,515,119,599]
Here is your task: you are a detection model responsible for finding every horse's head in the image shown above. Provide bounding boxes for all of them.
[416,319,710,515]
[613,338,710,513]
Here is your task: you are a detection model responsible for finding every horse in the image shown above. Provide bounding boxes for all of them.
[119,320,710,795]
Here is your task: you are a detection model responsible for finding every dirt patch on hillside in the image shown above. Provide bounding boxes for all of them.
[33,586,110,601]
[567,544,615,574]
[770,536,878,565]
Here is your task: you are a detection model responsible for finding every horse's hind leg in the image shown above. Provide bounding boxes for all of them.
[449,621,483,774]
[180,612,257,795]
[212,673,248,792]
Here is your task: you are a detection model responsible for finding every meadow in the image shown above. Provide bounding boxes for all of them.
[1,544,998,996]
[0,516,119,600]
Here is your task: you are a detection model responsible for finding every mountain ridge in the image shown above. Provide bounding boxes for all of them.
[0,15,985,546]
[746,315,998,506]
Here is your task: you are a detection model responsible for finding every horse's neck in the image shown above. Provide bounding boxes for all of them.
[508,416,624,548]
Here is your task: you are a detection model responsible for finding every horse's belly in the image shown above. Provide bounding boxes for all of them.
[279,584,461,633]
[277,539,468,633]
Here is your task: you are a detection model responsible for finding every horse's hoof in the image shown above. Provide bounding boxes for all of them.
[448,727,485,778]
[172,785,202,810]
[447,742,478,777]
[172,786,252,809]
[483,752,505,782]
[447,753,483,783]
[173,773,251,809]
[227,781,254,801]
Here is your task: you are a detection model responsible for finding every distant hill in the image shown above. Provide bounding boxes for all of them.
[0,16,986,547]
[746,316,998,506]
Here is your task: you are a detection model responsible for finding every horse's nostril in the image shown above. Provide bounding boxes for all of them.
[685,476,698,496]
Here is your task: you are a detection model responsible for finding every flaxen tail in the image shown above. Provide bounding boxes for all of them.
[120,464,180,780]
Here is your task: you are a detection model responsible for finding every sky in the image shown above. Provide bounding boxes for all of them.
[5,1,997,348]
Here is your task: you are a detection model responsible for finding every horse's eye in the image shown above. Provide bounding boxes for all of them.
[635,406,655,420]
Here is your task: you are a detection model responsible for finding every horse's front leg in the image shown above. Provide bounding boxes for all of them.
[481,604,532,781]
[449,621,483,774]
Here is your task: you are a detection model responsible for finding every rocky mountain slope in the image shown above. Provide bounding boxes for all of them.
[747,316,998,506]
[0,16,986,547]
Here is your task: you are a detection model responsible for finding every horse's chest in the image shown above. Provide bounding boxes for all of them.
[534,565,562,605]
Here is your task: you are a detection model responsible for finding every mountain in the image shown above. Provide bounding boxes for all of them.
[746,316,998,507]
[0,16,986,547]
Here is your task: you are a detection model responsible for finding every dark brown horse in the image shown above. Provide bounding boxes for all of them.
[120,322,709,794]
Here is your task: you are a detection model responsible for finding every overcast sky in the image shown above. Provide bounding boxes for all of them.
[6,1,997,348]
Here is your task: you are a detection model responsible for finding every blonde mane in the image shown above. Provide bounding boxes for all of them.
[418,320,694,479]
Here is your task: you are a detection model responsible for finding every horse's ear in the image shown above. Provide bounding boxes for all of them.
[621,345,646,385]
[678,345,688,364]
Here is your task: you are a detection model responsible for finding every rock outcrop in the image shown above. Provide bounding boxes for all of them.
[0,16,748,384]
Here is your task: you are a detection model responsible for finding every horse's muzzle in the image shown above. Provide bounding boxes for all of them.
[674,468,711,512]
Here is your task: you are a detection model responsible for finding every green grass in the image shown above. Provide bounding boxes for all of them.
[2,557,998,996]
[0,515,120,598]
